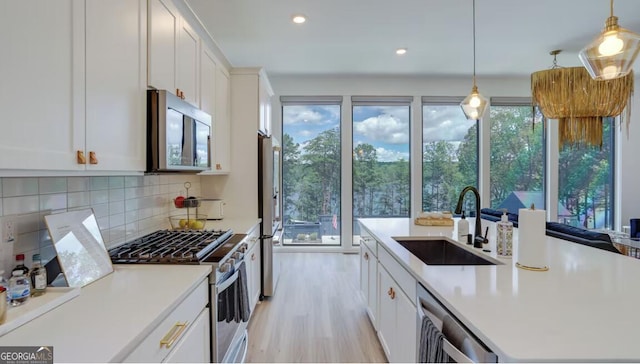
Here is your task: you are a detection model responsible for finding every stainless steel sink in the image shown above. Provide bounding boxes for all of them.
[394,239,496,265]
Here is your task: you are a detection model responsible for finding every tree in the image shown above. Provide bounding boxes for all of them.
[282,133,301,221]
[353,143,379,216]
[422,141,460,211]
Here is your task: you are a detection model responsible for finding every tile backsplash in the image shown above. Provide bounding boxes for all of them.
[0,175,202,272]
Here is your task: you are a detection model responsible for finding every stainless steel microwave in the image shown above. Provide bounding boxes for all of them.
[147,89,211,172]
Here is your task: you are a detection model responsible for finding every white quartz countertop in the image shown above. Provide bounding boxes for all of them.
[205,217,260,235]
[360,217,640,362]
[0,264,211,363]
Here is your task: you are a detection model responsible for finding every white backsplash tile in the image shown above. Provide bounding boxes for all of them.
[39,177,67,194]
[40,193,67,211]
[67,177,89,192]
[3,178,38,197]
[4,196,40,215]
[90,176,109,191]
[91,190,109,205]
[108,176,125,189]
[68,191,91,208]
[0,175,202,260]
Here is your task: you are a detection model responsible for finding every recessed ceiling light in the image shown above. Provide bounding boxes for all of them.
[396,48,407,55]
[292,15,306,24]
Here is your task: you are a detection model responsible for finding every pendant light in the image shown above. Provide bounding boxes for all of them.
[460,0,487,121]
[579,0,640,80]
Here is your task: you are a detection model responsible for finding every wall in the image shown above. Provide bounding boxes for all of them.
[268,73,640,230]
[0,174,202,273]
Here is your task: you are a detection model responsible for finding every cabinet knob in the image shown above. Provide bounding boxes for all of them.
[89,151,98,164]
[364,252,369,260]
[77,150,86,164]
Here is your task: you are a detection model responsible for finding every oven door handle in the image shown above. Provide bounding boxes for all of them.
[216,270,239,293]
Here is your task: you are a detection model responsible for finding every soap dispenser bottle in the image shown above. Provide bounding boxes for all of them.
[457,211,469,242]
[496,209,513,257]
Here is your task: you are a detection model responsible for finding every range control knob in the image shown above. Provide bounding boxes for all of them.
[232,252,242,260]
[219,262,231,273]
[239,244,248,253]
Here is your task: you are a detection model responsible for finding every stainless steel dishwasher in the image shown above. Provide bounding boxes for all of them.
[417,283,497,363]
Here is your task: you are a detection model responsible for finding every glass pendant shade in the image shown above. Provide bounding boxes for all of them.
[461,85,488,121]
[579,15,640,80]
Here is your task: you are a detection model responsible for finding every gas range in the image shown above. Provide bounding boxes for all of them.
[108,229,234,265]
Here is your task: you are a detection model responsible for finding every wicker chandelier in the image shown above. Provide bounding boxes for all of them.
[531,50,634,148]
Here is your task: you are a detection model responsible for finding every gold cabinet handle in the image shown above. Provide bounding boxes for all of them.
[387,287,393,296]
[216,163,222,170]
[89,151,98,164]
[160,322,188,348]
[390,288,396,300]
[364,252,369,260]
[77,150,86,164]
[251,253,256,261]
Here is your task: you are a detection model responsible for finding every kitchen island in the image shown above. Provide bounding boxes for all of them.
[0,264,211,362]
[360,217,640,362]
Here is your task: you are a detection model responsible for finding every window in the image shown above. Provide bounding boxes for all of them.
[352,97,411,244]
[489,98,545,214]
[281,97,342,245]
[422,97,478,214]
[558,118,614,229]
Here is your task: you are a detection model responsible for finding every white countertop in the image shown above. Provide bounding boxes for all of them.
[205,217,260,235]
[360,217,640,362]
[0,264,211,363]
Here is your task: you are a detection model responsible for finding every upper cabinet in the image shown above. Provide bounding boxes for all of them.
[0,0,146,173]
[231,68,274,136]
[148,0,200,106]
[85,0,147,171]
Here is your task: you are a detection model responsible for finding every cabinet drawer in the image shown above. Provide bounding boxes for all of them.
[124,279,209,363]
[378,246,416,301]
[246,223,260,250]
[358,224,377,258]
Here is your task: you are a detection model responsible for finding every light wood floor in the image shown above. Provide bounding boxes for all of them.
[246,252,387,363]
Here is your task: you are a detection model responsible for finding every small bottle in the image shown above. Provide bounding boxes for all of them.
[12,254,29,276]
[458,211,469,242]
[496,209,514,257]
[30,254,47,297]
[9,270,30,306]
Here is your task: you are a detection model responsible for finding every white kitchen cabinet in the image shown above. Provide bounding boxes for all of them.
[124,279,209,363]
[0,1,84,171]
[0,0,146,173]
[85,0,146,171]
[259,75,273,136]
[198,47,231,174]
[360,242,378,329]
[163,308,210,363]
[246,226,262,312]
[377,264,417,363]
[231,67,273,136]
[148,0,200,106]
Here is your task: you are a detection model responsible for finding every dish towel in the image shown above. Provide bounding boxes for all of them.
[234,261,251,322]
[419,314,450,363]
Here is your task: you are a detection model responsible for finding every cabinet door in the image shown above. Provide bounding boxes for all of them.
[395,288,418,363]
[213,67,231,172]
[0,1,85,171]
[163,308,210,363]
[377,265,394,361]
[148,0,178,92]
[199,48,217,116]
[176,18,199,106]
[367,248,378,329]
[258,76,272,136]
[85,0,146,171]
[249,240,262,310]
[360,245,368,300]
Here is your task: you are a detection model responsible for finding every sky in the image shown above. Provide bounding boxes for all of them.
[282,104,474,162]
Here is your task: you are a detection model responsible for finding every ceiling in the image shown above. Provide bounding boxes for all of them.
[186,0,640,77]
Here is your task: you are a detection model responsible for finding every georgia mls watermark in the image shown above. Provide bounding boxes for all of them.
[0,346,53,364]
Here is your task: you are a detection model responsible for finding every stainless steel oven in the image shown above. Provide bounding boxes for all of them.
[109,229,251,363]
